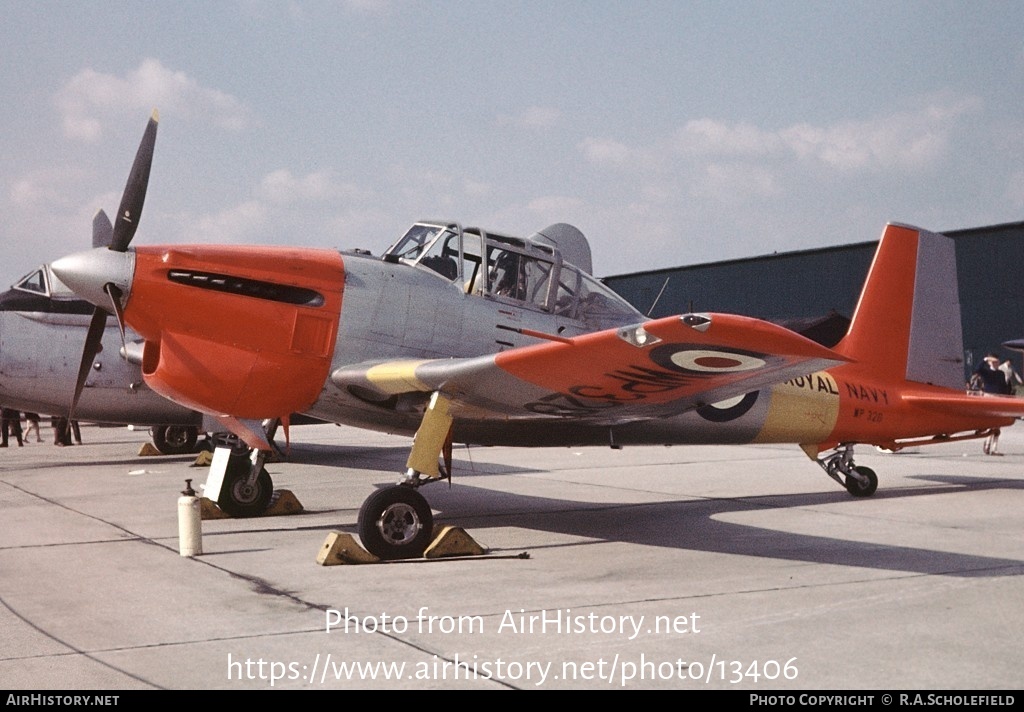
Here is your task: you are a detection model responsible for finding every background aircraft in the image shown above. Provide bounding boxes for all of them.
[0,257,203,454]
[51,114,1024,560]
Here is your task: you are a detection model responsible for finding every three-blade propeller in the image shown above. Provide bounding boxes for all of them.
[68,110,158,425]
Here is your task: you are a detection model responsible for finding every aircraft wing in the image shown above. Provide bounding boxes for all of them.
[332,313,849,423]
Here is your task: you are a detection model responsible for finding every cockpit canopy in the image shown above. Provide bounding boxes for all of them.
[383,221,642,330]
[0,264,92,314]
[12,265,77,299]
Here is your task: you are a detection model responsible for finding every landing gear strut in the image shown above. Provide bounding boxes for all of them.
[215,447,274,517]
[357,391,451,560]
[815,444,879,497]
[201,418,289,517]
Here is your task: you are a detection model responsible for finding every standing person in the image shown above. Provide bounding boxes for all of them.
[1,407,24,447]
[969,353,1007,455]
[999,359,1022,395]
[969,353,1006,394]
[23,412,43,443]
[51,416,72,446]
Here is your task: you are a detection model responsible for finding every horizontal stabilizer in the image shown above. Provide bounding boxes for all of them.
[903,393,1024,419]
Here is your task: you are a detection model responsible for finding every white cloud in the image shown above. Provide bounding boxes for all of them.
[673,119,782,157]
[462,179,491,198]
[638,180,683,205]
[328,206,399,240]
[256,168,367,205]
[524,195,585,215]
[10,168,81,208]
[185,168,383,246]
[575,94,984,217]
[780,111,950,171]
[691,162,780,201]
[579,137,633,165]
[668,95,983,173]
[193,200,269,244]
[8,168,121,227]
[55,58,252,141]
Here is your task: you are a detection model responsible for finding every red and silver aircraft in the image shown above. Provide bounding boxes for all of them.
[51,113,1024,559]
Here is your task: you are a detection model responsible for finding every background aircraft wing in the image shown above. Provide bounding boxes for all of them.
[332,313,849,423]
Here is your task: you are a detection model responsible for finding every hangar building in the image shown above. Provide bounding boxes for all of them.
[603,221,1024,379]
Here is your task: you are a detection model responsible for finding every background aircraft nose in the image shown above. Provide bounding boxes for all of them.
[51,248,135,311]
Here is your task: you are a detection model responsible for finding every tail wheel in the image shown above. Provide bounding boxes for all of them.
[358,486,433,560]
[218,455,273,517]
[845,465,878,497]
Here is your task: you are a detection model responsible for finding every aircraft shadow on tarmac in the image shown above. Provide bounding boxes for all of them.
[284,442,543,477]
[285,442,409,466]
[402,475,1024,578]
[13,438,1020,577]
[211,441,1024,577]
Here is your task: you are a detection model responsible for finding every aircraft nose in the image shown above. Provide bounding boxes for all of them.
[51,248,135,310]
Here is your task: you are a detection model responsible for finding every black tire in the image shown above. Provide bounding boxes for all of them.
[358,486,433,560]
[845,465,878,497]
[152,425,199,455]
[218,455,273,517]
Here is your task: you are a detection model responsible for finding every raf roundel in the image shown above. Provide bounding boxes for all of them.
[650,344,768,376]
[696,391,760,422]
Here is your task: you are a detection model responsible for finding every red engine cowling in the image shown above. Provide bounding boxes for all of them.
[127,245,344,419]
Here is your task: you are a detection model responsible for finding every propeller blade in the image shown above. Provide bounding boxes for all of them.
[70,307,107,421]
[105,283,127,353]
[92,210,113,249]
[110,110,159,252]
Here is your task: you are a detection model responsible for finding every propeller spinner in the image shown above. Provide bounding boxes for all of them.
[53,110,158,424]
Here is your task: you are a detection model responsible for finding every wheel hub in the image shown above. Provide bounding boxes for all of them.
[232,480,258,504]
[377,503,421,546]
[166,427,189,446]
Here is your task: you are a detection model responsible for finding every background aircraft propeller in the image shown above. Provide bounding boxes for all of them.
[92,210,113,249]
[68,111,158,426]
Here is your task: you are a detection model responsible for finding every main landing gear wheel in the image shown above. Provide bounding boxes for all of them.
[844,465,878,498]
[218,456,273,517]
[358,486,434,560]
[151,425,199,455]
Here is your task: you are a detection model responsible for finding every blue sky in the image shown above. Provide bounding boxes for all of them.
[2,1,1023,280]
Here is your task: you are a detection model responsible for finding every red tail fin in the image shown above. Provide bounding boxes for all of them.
[834,223,964,388]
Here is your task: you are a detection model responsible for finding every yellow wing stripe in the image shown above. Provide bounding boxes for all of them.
[365,360,432,394]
